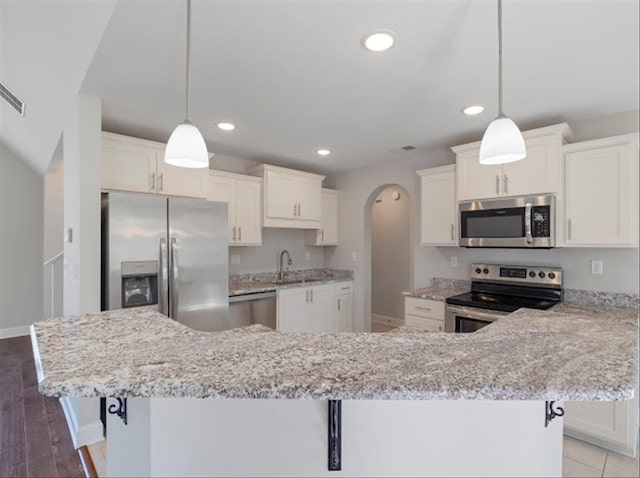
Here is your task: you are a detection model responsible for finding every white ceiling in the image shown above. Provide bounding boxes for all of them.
[2,1,638,175]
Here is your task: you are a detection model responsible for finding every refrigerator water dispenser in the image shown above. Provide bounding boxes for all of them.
[121,261,158,308]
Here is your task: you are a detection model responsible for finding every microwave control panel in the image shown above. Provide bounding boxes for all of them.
[531,206,551,238]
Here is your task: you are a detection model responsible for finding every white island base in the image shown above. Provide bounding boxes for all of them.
[106,398,563,477]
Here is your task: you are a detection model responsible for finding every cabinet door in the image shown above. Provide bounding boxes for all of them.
[235,180,262,246]
[155,149,207,198]
[565,400,635,450]
[207,174,237,243]
[101,134,155,193]
[335,293,353,332]
[307,284,335,333]
[420,170,456,245]
[265,170,297,219]
[565,143,637,246]
[456,150,502,201]
[277,288,309,332]
[296,176,322,221]
[321,190,339,245]
[502,134,559,196]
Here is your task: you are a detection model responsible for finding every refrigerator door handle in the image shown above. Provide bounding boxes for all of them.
[170,237,179,319]
[159,238,169,315]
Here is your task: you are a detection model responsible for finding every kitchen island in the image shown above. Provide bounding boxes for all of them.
[30,305,638,477]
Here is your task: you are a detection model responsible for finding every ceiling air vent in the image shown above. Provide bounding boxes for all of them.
[0,81,25,116]
[390,145,417,154]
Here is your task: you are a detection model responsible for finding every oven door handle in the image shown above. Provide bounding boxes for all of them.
[446,304,508,322]
[525,203,533,245]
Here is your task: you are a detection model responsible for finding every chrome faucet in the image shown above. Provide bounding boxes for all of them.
[279,250,293,281]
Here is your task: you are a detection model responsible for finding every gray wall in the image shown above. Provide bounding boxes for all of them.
[229,228,325,275]
[371,185,412,321]
[325,110,640,332]
[0,140,44,336]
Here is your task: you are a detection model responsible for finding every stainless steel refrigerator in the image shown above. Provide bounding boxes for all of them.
[101,191,229,331]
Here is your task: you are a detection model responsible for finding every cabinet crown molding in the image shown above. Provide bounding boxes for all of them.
[450,122,574,154]
[416,164,455,177]
[562,132,639,153]
[248,163,325,181]
[209,169,262,183]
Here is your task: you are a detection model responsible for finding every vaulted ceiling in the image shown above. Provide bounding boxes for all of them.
[2,1,638,175]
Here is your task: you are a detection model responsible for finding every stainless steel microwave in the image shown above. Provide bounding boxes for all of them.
[459,194,555,248]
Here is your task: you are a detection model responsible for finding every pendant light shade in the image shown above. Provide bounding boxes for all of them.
[479,0,526,166]
[165,0,209,169]
[165,121,209,168]
[479,117,526,165]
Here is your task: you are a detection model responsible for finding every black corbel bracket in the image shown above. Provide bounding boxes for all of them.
[545,400,564,427]
[328,400,342,471]
[108,397,128,425]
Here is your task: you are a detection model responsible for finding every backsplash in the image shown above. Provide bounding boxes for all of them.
[431,278,471,290]
[564,289,639,309]
[230,268,353,286]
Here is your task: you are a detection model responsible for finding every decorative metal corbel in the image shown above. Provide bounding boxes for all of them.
[545,400,564,427]
[108,397,128,425]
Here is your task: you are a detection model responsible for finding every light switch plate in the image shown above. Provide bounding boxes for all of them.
[304,251,311,261]
[230,255,241,265]
[450,256,458,267]
[591,260,603,275]
[351,252,357,263]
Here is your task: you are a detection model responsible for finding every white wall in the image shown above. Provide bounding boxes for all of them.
[0,140,44,338]
[371,185,412,321]
[325,111,640,332]
[43,150,65,261]
[229,228,325,275]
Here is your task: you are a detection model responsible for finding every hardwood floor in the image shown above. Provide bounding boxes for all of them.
[0,336,84,478]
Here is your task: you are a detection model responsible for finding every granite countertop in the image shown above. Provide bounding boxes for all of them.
[402,287,468,302]
[229,268,353,296]
[31,303,638,401]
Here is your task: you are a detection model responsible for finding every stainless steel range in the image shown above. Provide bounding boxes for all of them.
[445,263,563,333]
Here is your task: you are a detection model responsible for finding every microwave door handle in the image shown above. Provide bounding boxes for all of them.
[159,238,169,315]
[170,237,179,319]
[525,203,533,245]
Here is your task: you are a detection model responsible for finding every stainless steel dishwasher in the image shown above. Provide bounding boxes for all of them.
[228,291,277,330]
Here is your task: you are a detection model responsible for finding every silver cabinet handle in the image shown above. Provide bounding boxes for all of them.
[305,289,309,303]
[495,175,500,195]
[297,204,301,217]
[416,306,432,311]
[321,229,324,243]
[341,286,350,291]
[293,203,297,217]
[504,174,509,195]
[151,172,156,191]
[568,219,572,241]
[450,224,454,241]
[170,237,179,319]
[524,203,533,244]
[232,226,236,242]
[159,173,164,191]
[159,238,168,315]
[238,226,242,242]
[337,299,341,311]
[310,289,313,302]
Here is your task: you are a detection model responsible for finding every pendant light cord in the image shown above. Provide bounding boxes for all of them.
[497,0,504,118]
[185,0,192,121]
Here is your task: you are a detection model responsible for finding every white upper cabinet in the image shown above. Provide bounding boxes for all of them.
[249,164,325,229]
[417,165,457,246]
[453,123,573,201]
[305,189,339,246]
[207,170,262,246]
[563,134,639,247]
[101,132,207,198]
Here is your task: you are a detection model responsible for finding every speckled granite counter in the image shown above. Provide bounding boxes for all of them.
[229,268,353,296]
[30,301,638,401]
[402,278,469,301]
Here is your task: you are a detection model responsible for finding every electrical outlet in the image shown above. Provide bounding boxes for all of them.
[231,255,241,265]
[351,252,357,263]
[591,260,603,275]
[450,256,458,268]
[304,251,311,262]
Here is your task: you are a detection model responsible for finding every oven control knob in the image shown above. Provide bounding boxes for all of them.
[475,268,482,274]
[482,268,489,274]
[529,271,536,278]
[548,272,556,280]
[538,271,546,279]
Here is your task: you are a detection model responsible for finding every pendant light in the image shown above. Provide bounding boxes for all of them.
[165,0,209,168]
[479,0,526,165]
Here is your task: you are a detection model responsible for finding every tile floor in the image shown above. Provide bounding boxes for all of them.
[88,440,107,477]
[87,435,638,477]
[371,321,398,332]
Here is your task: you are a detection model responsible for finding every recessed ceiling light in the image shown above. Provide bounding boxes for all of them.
[362,31,395,52]
[217,122,236,131]
[316,149,331,156]
[462,105,485,116]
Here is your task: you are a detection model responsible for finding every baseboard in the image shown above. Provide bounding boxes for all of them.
[371,313,404,327]
[0,325,31,339]
[564,427,638,458]
[60,397,104,449]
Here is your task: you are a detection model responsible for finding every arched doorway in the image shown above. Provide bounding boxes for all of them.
[366,184,413,332]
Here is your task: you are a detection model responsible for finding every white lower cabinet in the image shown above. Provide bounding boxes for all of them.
[565,396,639,456]
[404,297,445,332]
[277,281,353,333]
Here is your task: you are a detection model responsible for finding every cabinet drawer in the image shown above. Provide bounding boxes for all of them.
[405,314,444,332]
[405,298,444,320]
[335,281,353,294]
